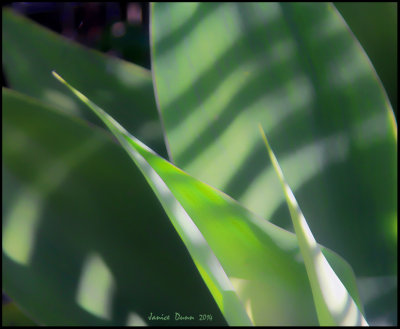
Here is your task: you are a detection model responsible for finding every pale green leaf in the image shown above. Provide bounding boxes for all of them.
[150,2,397,278]
[259,124,368,326]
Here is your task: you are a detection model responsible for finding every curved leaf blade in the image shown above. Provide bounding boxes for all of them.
[52,72,253,326]
[150,2,397,277]
[53,73,366,325]
[2,88,227,326]
[259,124,368,326]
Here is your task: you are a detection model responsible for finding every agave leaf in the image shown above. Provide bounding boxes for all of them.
[53,73,366,325]
[2,88,227,326]
[259,124,367,326]
[150,2,397,278]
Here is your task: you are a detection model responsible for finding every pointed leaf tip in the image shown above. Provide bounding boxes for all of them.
[258,124,368,326]
[51,70,63,82]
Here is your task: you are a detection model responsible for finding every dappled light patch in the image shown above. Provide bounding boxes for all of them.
[151,3,397,280]
[76,252,116,320]
[3,88,228,326]
[126,312,147,326]
[53,72,367,325]
[3,188,42,265]
[2,3,396,326]
[3,121,101,266]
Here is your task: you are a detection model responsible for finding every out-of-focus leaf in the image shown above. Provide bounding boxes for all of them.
[2,8,166,157]
[97,23,151,69]
[356,276,397,326]
[150,3,397,277]
[54,74,365,325]
[259,125,367,326]
[2,302,37,326]
[2,88,227,326]
[334,2,397,113]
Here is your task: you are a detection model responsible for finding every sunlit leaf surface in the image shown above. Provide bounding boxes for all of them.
[2,88,227,326]
[2,9,166,157]
[151,3,397,278]
[259,125,367,326]
[53,74,366,325]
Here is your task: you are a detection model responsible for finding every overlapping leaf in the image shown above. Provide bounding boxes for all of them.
[150,2,397,278]
[2,88,227,326]
[259,125,367,325]
[2,3,396,326]
[2,9,165,157]
[53,74,366,325]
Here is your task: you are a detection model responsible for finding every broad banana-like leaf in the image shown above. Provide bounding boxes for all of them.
[53,73,366,325]
[2,88,227,326]
[150,3,397,277]
[2,8,166,157]
[259,125,367,325]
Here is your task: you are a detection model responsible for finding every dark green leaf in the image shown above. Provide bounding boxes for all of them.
[2,88,226,326]
[2,9,166,157]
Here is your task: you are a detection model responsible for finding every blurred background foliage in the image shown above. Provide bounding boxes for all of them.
[2,2,397,117]
[334,2,397,117]
[2,2,397,326]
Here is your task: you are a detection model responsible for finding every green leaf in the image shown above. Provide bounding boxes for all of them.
[2,8,166,157]
[334,2,397,111]
[150,2,397,277]
[53,73,366,325]
[51,72,252,326]
[259,124,367,325]
[2,88,227,326]
[356,275,397,325]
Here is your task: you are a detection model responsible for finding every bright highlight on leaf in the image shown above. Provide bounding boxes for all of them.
[53,71,366,326]
[150,2,397,282]
[258,124,368,326]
